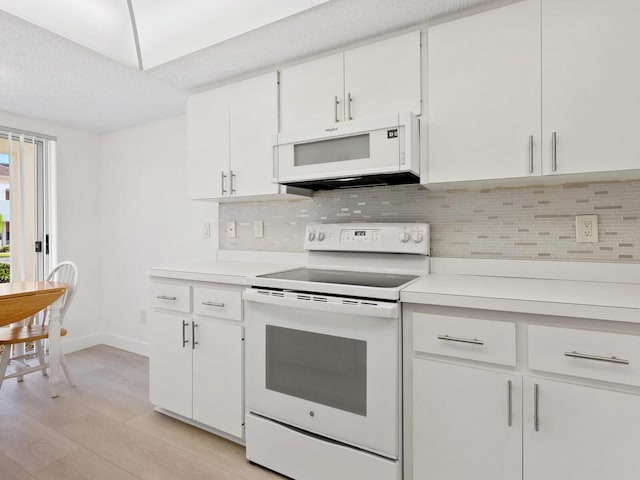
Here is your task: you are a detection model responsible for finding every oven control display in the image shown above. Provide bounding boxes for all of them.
[340,229,380,242]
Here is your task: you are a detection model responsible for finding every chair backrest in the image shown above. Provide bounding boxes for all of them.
[45,261,78,323]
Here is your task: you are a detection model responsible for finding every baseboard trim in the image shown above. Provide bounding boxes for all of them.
[100,333,149,357]
[61,333,102,354]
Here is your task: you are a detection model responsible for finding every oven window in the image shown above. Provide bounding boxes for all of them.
[266,326,367,416]
[294,134,370,166]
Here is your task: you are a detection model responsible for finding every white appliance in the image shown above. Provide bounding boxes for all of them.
[273,112,420,190]
[244,223,430,480]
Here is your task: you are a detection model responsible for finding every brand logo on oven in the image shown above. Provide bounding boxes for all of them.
[387,129,398,139]
[325,127,339,132]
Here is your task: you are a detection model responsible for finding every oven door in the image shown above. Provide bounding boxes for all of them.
[244,288,400,459]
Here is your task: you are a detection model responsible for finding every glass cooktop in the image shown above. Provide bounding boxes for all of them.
[258,268,419,289]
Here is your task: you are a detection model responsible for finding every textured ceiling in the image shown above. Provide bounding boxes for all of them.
[0,0,494,133]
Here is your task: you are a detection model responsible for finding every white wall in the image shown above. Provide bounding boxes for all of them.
[0,110,102,351]
[100,115,217,354]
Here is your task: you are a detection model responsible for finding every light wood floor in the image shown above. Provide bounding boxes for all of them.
[0,345,285,480]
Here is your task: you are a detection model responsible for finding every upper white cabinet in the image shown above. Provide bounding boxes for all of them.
[542,0,640,175]
[280,31,421,132]
[427,0,541,183]
[187,72,279,200]
[427,0,640,184]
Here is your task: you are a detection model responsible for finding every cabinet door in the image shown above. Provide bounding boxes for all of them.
[149,312,192,418]
[192,319,244,438]
[427,0,541,183]
[542,0,640,175]
[279,53,344,132]
[413,359,522,480]
[187,88,229,199]
[524,377,640,480]
[344,31,421,120]
[228,72,279,197]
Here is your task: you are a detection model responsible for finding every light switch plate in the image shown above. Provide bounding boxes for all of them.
[201,222,211,239]
[253,220,264,238]
[576,214,598,243]
[226,221,237,238]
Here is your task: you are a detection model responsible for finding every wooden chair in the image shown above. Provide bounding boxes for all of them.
[0,261,78,389]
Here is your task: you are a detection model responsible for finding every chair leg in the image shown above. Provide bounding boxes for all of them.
[36,341,48,376]
[0,347,12,390]
[14,343,25,382]
[60,354,75,387]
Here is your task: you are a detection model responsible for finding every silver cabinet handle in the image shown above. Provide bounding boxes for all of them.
[182,320,189,348]
[230,170,236,194]
[221,171,227,195]
[528,135,534,174]
[347,92,353,120]
[551,131,557,172]
[202,301,225,307]
[534,383,540,432]
[156,295,176,301]
[192,321,198,350]
[334,96,340,123]
[437,334,484,345]
[564,351,630,365]
[507,380,513,427]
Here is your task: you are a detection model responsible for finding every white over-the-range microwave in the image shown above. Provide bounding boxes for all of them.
[273,112,420,190]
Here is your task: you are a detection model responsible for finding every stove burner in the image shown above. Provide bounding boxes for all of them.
[258,268,419,289]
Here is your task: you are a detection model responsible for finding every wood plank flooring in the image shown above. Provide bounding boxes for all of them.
[0,345,284,480]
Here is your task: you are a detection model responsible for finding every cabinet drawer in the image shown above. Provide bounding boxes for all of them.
[193,287,242,321]
[151,283,191,313]
[528,325,640,386]
[413,313,516,366]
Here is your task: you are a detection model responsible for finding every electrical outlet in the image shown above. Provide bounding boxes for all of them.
[226,221,237,238]
[576,214,598,243]
[253,220,264,238]
[201,222,210,239]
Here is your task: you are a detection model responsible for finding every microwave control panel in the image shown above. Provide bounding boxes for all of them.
[304,223,429,255]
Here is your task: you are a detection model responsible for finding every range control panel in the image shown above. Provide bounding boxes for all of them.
[304,223,430,255]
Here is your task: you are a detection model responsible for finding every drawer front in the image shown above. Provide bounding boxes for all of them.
[528,325,640,386]
[193,287,242,321]
[151,283,191,313]
[413,313,516,366]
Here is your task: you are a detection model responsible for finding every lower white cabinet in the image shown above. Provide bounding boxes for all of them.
[413,359,522,480]
[149,281,245,439]
[523,377,640,480]
[149,312,193,419]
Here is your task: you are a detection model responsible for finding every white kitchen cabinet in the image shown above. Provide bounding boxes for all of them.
[187,72,279,200]
[542,0,640,175]
[149,281,245,439]
[280,31,421,133]
[149,311,193,419]
[427,0,640,185]
[427,0,542,183]
[523,377,640,480]
[413,359,522,480]
[192,319,244,438]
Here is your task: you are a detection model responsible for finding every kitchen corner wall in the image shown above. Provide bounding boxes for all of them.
[220,180,640,263]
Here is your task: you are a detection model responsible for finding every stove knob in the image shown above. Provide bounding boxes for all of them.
[317,232,325,241]
[308,232,316,241]
[399,232,410,243]
[411,232,424,243]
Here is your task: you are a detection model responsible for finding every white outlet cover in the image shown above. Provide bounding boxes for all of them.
[576,214,598,243]
[253,220,264,238]
[226,220,237,238]
[201,222,211,239]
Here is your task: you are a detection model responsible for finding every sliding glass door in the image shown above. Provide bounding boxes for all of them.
[0,130,55,283]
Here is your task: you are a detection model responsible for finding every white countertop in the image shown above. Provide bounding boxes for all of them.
[148,261,296,285]
[401,274,640,323]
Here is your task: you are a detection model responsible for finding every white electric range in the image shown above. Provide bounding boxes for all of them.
[243,222,430,480]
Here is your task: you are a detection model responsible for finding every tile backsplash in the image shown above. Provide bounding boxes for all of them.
[219,180,640,262]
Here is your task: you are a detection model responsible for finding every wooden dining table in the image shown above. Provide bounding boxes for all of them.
[0,281,69,397]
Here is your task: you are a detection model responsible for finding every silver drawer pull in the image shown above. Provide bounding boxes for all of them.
[437,334,484,346]
[156,295,177,301]
[564,351,629,365]
[202,301,225,307]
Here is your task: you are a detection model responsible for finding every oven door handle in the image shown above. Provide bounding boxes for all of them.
[243,289,399,319]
